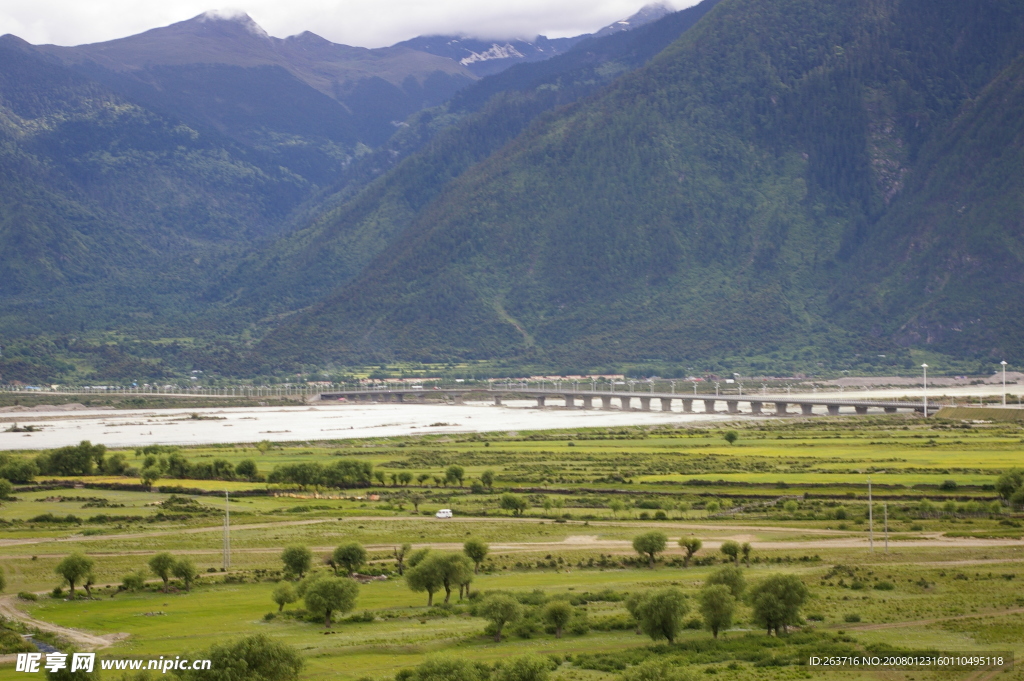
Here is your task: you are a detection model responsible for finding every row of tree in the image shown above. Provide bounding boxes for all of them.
[632,532,751,568]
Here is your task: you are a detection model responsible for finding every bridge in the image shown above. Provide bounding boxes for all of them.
[318,387,937,416]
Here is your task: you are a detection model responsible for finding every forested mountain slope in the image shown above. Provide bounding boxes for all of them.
[259,0,1024,367]
[215,0,722,318]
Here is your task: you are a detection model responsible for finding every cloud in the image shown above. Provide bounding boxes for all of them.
[0,0,696,48]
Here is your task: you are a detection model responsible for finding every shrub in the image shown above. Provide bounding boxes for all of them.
[844,613,861,623]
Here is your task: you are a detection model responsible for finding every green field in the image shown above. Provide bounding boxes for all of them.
[1,414,1023,681]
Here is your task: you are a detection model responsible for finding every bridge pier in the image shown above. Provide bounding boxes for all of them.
[750,401,762,414]
[703,399,716,413]
[660,398,672,412]
[601,396,613,410]
[536,396,546,408]
[494,395,502,406]
[582,396,593,409]
[564,394,575,409]
[682,399,693,413]
[884,406,896,414]
[855,406,868,414]
[726,400,739,414]
[452,393,464,405]
[620,396,632,411]
[801,404,813,416]
[775,401,789,416]
[417,394,426,403]
[639,397,651,411]
[827,405,840,415]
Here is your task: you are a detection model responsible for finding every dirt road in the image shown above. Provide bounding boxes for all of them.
[0,594,128,652]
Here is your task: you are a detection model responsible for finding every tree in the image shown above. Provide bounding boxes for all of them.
[481,470,495,490]
[175,634,303,681]
[235,459,258,480]
[407,548,431,568]
[398,471,413,486]
[706,565,745,599]
[783,500,799,513]
[410,493,425,513]
[609,500,625,518]
[121,570,146,592]
[55,553,94,599]
[494,654,552,681]
[140,466,160,490]
[432,553,473,603]
[634,587,688,644]
[406,556,444,606]
[723,431,738,445]
[720,540,741,565]
[500,493,528,516]
[446,465,465,487]
[394,543,412,575]
[479,594,522,642]
[0,566,5,594]
[303,577,359,628]
[331,543,367,576]
[679,537,702,567]
[281,545,313,579]
[542,600,574,638]
[698,584,736,638]
[406,656,485,681]
[272,582,298,612]
[83,572,96,599]
[748,574,809,636]
[417,473,431,485]
[632,531,668,568]
[996,469,1024,508]
[463,538,489,574]
[740,542,752,567]
[173,558,199,591]
[374,471,387,486]
[0,479,10,501]
[149,552,176,592]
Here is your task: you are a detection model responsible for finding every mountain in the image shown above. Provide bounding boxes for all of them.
[395,3,673,77]
[212,0,723,321]
[258,0,1024,369]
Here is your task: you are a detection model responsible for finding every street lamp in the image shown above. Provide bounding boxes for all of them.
[714,382,720,397]
[1001,361,1008,406]
[921,363,928,417]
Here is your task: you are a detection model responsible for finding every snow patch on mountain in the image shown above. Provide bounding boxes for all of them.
[198,9,269,38]
[459,43,526,65]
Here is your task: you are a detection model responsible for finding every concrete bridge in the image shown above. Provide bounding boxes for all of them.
[319,387,937,416]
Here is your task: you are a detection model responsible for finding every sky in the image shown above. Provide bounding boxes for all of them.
[0,0,696,48]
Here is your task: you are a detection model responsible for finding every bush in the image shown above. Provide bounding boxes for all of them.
[873,581,895,591]
[17,592,38,601]
[844,613,861,623]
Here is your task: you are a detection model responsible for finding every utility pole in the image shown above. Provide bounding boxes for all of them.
[884,502,889,553]
[921,364,928,417]
[1001,361,1008,406]
[223,491,230,571]
[868,477,874,552]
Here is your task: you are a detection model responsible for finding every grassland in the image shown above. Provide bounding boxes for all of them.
[1,414,1022,681]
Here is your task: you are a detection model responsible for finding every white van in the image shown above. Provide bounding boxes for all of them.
[435,509,453,519]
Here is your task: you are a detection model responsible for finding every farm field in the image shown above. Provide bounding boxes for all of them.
[0,414,1022,681]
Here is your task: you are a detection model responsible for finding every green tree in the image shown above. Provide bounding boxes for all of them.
[406,656,484,681]
[609,500,625,518]
[417,473,431,485]
[410,492,425,513]
[494,654,552,681]
[783,500,799,513]
[55,553,94,599]
[83,572,96,598]
[406,556,444,606]
[632,531,668,568]
[624,592,647,634]
[479,594,522,642]
[331,543,367,576]
[749,574,810,636]
[679,537,702,567]
[0,479,9,500]
[634,587,689,644]
[542,600,574,638]
[446,465,465,486]
[394,543,412,575]
[500,493,528,516]
[996,469,1024,508]
[374,471,387,486]
[149,552,176,592]
[463,538,489,574]
[698,584,736,638]
[0,566,5,594]
[435,553,473,603]
[255,440,272,455]
[235,459,259,480]
[720,540,741,565]
[281,545,313,579]
[140,466,160,490]
[723,431,739,445]
[172,558,199,592]
[121,570,146,592]
[175,633,303,681]
[481,470,495,490]
[303,577,359,628]
[741,542,752,566]
[706,565,746,599]
[398,471,413,486]
[272,582,298,612]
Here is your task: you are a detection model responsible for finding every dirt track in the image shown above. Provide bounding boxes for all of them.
[0,594,128,653]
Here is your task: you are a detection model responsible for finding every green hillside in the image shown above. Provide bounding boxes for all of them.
[260,0,1024,368]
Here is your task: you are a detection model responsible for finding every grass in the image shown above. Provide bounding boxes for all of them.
[1,414,1023,680]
